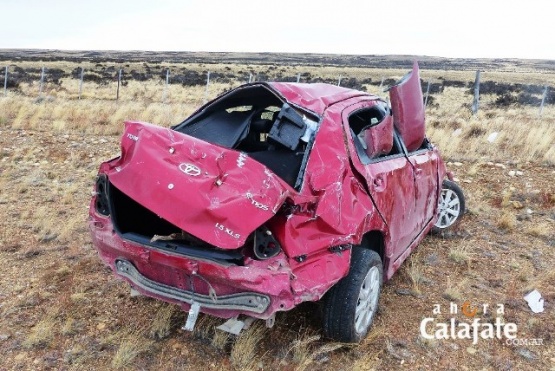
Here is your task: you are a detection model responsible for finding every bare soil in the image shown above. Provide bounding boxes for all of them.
[0,127,554,370]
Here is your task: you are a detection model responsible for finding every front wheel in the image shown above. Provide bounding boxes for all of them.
[322,248,383,343]
[431,179,465,234]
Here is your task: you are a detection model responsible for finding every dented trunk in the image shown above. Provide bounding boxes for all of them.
[104,121,293,249]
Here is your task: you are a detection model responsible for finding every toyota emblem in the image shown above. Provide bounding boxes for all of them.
[179,163,201,176]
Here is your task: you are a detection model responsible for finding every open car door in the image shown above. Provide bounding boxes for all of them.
[388,61,425,152]
[389,61,439,236]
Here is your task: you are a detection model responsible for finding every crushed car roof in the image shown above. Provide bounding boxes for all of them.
[268,82,379,115]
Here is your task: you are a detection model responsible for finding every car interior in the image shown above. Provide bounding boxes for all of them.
[174,85,316,187]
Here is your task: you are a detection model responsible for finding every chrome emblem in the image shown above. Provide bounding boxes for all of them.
[179,163,201,176]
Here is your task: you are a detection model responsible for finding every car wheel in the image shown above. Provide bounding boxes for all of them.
[431,179,465,234]
[322,248,383,343]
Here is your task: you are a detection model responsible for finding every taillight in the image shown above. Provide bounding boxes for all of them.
[253,226,281,259]
[95,175,110,216]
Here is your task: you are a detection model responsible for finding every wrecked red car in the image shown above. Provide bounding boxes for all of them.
[89,62,465,342]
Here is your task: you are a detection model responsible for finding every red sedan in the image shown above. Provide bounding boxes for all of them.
[89,62,465,342]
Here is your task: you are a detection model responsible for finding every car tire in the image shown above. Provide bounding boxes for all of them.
[322,248,383,343]
[431,179,465,234]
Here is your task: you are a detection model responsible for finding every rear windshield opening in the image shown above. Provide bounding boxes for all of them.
[175,85,285,150]
[174,84,319,188]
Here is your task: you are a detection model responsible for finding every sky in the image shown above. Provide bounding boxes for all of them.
[1,0,554,60]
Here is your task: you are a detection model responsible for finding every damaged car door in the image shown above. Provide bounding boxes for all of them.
[343,101,418,262]
[389,61,439,238]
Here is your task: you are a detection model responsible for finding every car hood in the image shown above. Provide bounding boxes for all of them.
[104,121,293,249]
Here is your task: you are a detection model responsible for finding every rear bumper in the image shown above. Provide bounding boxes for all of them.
[115,259,271,313]
[89,213,295,320]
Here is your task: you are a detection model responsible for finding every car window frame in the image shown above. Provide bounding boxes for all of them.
[351,128,407,166]
[397,136,434,158]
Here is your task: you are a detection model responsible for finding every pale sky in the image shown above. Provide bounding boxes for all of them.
[1,0,553,59]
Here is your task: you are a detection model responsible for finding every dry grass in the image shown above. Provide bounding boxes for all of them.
[289,333,321,367]
[1,56,554,370]
[443,277,466,301]
[525,221,553,237]
[425,91,555,164]
[340,328,384,370]
[280,332,351,371]
[448,244,472,265]
[148,303,178,340]
[193,314,221,341]
[211,329,230,350]
[522,268,555,294]
[406,253,425,294]
[0,95,195,135]
[229,323,266,370]
[61,317,78,336]
[497,211,517,230]
[1,60,555,165]
[106,325,154,369]
[22,307,60,349]
[111,333,154,369]
[501,188,514,208]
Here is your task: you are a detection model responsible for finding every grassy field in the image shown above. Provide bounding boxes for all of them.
[2,52,554,164]
[0,51,554,370]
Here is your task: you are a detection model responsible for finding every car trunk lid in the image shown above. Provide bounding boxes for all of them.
[105,121,292,249]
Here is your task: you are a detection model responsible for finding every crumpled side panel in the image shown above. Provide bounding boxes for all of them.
[389,61,425,152]
[275,107,382,259]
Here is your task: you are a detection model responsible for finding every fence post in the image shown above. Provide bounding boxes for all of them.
[424,81,431,107]
[337,75,342,86]
[203,71,210,104]
[539,85,548,117]
[248,73,253,83]
[78,67,84,100]
[3,66,7,96]
[471,70,481,115]
[39,66,45,96]
[296,73,300,83]
[378,77,384,90]
[162,68,170,103]
[116,68,122,101]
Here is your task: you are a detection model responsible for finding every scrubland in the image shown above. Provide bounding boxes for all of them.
[2,59,554,164]
[0,54,553,370]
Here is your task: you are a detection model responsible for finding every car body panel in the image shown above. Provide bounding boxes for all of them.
[270,102,383,259]
[408,149,440,233]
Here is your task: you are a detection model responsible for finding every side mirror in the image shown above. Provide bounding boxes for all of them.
[359,115,393,158]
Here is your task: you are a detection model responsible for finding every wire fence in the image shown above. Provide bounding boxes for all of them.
[1,65,552,116]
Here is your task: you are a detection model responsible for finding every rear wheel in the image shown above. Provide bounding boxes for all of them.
[431,179,465,234]
[322,248,383,343]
